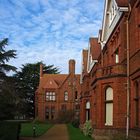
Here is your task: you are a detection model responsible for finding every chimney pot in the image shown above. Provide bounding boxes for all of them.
[40,64,43,78]
[69,59,75,74]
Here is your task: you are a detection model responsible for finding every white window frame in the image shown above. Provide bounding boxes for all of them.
[86,101,90,121]
[46,92,56,101]
[64,91,68,101]
[115,49,119,63]
[105,87,113,126]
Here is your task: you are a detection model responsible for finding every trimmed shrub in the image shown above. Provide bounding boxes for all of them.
[71,119,80,128]
[82,120,93,137]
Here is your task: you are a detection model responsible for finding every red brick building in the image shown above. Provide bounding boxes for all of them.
[35,59,81,121]
[35,0,140,137]
[80,0,140,137]
[129,0,140,134]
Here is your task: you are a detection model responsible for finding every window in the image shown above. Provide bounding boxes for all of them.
[75,104,80,110]
[51,106,55,120]
[46,106,55,120]
[64,91,68,101]
[134,81,139,126]
[45,107,49,119]
[86,101,90,121]
[105,87,113,126]
[61,104,67,111]
[115,49,119,63]
[46,92,56,101]
[75,91,78,100]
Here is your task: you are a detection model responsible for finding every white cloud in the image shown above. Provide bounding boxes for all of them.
[0,0,104,74]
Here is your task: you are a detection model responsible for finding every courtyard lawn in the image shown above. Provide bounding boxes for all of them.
[20,122,53,137]
[67,124,93,140]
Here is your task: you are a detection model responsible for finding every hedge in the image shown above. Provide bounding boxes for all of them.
[0,121,20,140]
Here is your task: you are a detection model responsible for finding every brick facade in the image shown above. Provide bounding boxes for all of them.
[35,0,140,137]
[35,59,81,122]
[129,0,140,130]
[80,0,140,137]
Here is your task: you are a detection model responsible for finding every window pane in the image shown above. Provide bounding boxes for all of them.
[51,106,55,112]
[86,101,90,109]
[46,95,49,101]
[64,92,68,101]
[115,49,119,64]
[115,54,119,63]
[65,96,68,101]
[61,104,66,111]
[106,87,113,100]
[52,95,56,101]
[86,109,90,121]
[105,103,113,125]
[46,107,49,112]
[50,96,52,101]
[75,91,78,99]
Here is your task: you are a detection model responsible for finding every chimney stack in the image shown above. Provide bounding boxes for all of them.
[40,63,43,78]
[69,59,75,74]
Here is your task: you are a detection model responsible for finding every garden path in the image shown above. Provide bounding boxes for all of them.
[20,124,69,140]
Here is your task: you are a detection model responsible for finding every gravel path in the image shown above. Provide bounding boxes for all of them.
[20,124,69,140]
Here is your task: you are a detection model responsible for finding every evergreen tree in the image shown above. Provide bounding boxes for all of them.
[0,38,17,120]
[0,38,16,78]
[14,62,60,118]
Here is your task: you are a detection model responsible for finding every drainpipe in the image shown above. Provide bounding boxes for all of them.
[126,2,131,139]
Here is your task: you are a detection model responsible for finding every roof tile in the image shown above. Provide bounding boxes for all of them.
[116,0,128,7]
[39,74,68,90]
[89,38,101,60]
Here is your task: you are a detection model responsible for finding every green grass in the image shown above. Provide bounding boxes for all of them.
[67,124,93,140]
[20,122,53,137]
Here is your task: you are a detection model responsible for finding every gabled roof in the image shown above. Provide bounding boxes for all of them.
[89,38,101,60]
[43,78,59,89]
[39,74,68,90]
[87,37,101,73]
[101,0,128,47]
[116,0,128,7]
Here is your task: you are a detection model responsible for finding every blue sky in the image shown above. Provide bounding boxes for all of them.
[0,0,104,74]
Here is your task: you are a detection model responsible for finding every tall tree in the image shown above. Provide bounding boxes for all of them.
[0,77,18,120]
[0,38,16,78]
[0,38,17,120]
[15,62,60,118]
